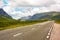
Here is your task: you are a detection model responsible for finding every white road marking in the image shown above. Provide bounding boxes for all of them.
[49,30,51,33]
[48,33,50,35]
[46,36,49,38]
[31,28,35,30]
[13,33,22,37]
[46,27,53,39]
[49,27,52,33]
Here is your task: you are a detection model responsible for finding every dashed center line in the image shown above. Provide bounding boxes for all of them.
[31,28,36,30]
[48,33,50,35]
[46,27,53,39]
[13,33,22,37]
[47,36,49,38]
[13,28,36,37]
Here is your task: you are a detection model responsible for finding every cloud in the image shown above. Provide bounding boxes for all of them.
[49,4,60,11]
[14,0,52,6]
[0,0,3,8]
[1,0,60,19]
[11,11,34,19]
[54,0,60,4]
[3,6,14,16]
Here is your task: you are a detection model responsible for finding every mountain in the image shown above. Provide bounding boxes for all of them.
[0,8,12,19]
[27,11,60,20]
[0,8,12,21]
[52,14,60,20]
[20,16,32,21]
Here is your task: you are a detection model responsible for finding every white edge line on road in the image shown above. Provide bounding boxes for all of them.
[46,27,53,39]
[46,36,49,38]
[48,33,50,35]
[13,33,22,37]
[49,30,51,33]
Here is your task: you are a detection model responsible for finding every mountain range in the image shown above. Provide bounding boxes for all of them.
[20,11,60,21]
[0,8,12,21]
[0,8,60,21]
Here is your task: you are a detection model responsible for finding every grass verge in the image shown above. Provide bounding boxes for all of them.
[55,20,60,24]
[0,19,48,31]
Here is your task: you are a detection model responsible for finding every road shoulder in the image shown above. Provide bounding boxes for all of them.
[50,23,60,40]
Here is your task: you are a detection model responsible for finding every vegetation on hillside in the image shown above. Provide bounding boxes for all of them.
[55,20,60,24]
[0,19,48,30]
[0,11,60,30]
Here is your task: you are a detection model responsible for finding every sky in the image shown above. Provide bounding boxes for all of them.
[0,0,60,19]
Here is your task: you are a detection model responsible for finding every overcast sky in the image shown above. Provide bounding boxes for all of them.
[0,0,60,19]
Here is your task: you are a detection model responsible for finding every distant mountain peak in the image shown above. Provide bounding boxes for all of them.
[27,12,60,20]
[0,8,12,19]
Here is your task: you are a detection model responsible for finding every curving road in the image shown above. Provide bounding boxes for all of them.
[0,21,54,40]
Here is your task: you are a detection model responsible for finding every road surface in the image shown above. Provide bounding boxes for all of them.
[0,21,54,40]
[50,23,60,40]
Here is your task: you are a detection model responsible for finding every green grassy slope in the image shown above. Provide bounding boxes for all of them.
[0,15,48,30]
[0,14,12,22]
[0,11,60,30]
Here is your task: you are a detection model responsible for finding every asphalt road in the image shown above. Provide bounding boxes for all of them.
[0,21,54,40]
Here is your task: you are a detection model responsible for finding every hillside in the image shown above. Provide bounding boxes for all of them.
[27,11,60,20]
[0,8,15,27]
[0,8,13,22]
[0,9,60,30]
[0,8,12,19]
[0,9,48,30]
